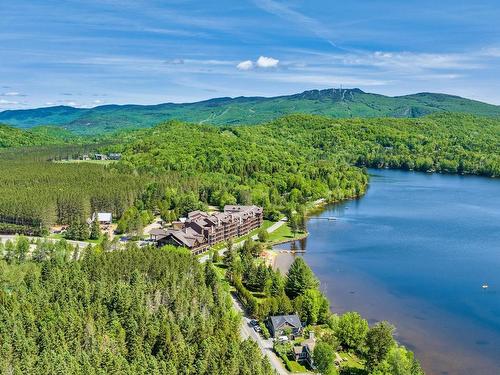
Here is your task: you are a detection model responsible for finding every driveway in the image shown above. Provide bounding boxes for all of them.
[230,293,289,375]
[0,234,94,249]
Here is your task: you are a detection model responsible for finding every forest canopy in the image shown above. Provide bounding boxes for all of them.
[0,245,273,374]
[0,113,498,234]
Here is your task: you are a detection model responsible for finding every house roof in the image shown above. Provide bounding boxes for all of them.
[93,212,112,222]
[270,315,302,330]
[149,228,167,236]
[293,346,304,355]
[302,337,316,352]
[164,227,206,248]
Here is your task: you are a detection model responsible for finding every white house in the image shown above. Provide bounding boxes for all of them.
[92,212,112,225]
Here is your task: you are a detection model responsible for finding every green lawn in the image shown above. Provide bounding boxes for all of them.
[48,233,64,240]
[48,233,101,244]
[267,223,307,244]
[287,360,308,373]
[338,351,366,374]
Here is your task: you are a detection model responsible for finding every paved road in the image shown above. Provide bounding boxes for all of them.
[1,218,290,374]
[0,234,95,249]
[200,217,290,374]
[230,293,289,375]
[144,217,163,236]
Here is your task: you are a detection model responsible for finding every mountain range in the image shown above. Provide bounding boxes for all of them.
[1,88,500,134]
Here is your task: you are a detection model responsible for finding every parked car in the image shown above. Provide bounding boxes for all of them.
[249,319,259,327]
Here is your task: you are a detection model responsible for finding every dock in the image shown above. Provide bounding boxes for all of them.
[308,217,336,221]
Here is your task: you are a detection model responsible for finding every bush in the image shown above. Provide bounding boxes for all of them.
[259,322,270,339]
[258,228,269,242]
[234,279,259,317]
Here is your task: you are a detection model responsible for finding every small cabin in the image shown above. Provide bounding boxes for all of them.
[92,212,112,225]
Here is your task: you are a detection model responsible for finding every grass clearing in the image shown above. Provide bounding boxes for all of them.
[287,360,308,373]
[267,223,307,244]
[338,351,366,374]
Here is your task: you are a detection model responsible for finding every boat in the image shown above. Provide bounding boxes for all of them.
[482,284,489,289]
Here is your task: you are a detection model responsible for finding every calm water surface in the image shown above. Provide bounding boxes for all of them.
[276,169,500,375]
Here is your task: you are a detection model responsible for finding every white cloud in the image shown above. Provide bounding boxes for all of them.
[2,91,21,96]
[0,99,19,105]
[45,102,55,106]
[481,47,500,58]
[237,60,254,70]
[256,56,279,68]
[237,56,279,71]
[93,99,103,104]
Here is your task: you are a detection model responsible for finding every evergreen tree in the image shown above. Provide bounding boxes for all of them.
[89,214,101,240]
[285,257,319,299]
[257,228,269,242]
[4,240,14,263]
[15,235,30,262]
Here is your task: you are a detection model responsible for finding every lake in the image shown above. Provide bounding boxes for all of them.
[275,169,500,375]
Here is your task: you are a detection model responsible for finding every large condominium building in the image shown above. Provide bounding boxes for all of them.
[150,205,263,255]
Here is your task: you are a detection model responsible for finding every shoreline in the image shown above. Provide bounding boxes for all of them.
[273,169,500,375]
[269,196,344,272]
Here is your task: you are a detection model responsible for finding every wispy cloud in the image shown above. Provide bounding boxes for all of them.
[264,73,389,87]
[253,0,339,48]
[164,58,185,65]
[1,91,26,97]
[0,99,20,105]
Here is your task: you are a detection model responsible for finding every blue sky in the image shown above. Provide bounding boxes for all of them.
[1,0,500,109]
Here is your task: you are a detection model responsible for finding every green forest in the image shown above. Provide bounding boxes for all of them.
[0,112,499,374]
[0,147,143,235]
[2,89,500,134]
[1,113,498,235]
[0,124,77,148]
[212,237,423,375]
[0,242,273,374]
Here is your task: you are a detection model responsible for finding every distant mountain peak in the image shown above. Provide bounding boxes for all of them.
[290,88,365,101]
[0,88,498,135]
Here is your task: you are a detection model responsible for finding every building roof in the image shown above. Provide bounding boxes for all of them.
[302,337,316,352]
[149,228,167,236]
[270,315,302,331]
[153,205,263,249]
[293,346,304,355]
[93,212,112,222]
[164,227,206,249]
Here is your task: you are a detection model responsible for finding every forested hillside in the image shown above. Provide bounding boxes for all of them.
[250,113,500,177]
[0,147,145,235]
[0,245,273,374]
[1,88,499,134]
[0,124,75,148]
[1,113,498,235]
